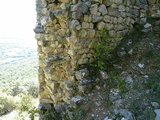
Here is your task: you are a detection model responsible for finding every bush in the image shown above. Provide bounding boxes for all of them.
[91,29,116,70]
[25,82,39,98]
[0,94,15,115]
[16,94,33,112]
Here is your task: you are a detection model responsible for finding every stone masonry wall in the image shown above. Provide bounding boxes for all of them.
[34,0,160,111]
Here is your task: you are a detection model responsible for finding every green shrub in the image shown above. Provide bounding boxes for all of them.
[26,82,39,98]
[0,94,15,115]
[16,94,33,112]
[91,29,116,70]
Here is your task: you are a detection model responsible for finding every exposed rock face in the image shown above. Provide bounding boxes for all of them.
[35,0,160,113]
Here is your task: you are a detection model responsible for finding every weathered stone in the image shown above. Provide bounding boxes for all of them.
[79,29,87,38]
[129,8,139,16]
[35,33,45,40]
[144,23,152,29]
[87,29,96,38]
[103,15,111,23]
[75,68,89,80]
[117,50,127,57]
[108,7,120,17]
[103,0,113,6]
[34,23,45,33]
[70,96,84,108]
[106,23,114,30]
[114,0,123,4]
[70,20,81,30]
[72,12,83,20]
[100,71,109,79]
[89,23,94,29]
[41,16,51,26]
[111,3,118,9]
[82,22,90,29]
[117,31,126,37]
[60,3,66,10]
[117,25,126,31]
[109,30,116,36]
[71,2,88,14]
[78,85,87,94]
[59,21,67,28]
[90,4,98,15]
[118,5,125,12]
[50,10,68,19]
[97,22,106,30]
[117,17,124,24]
[98,4,108,15]
[92,15,103,22]
[84,15,89,22]
[151,102,159,108]
[113,17,118,24]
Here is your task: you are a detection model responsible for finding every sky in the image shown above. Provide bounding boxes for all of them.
[0,0,36,43]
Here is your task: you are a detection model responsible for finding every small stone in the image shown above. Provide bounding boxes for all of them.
[126,76,133,85]
[75,68,89,80]
[95,101,101,106]
[144,23,152,29]
[72,12,83,20]
[144,75,149,78]
[70,96,84,108]
[151,102,159,108]
[96,85,101,90]
[138,63,144,68]
[117,51,127,57]
[34,23,44,33]
[100,71,109,79]
[128,49,133,55]
[60,3,66,10]
[78,85,87,94]
[70,20,81,30]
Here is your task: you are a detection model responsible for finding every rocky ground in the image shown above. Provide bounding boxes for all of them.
[67,20,160,120]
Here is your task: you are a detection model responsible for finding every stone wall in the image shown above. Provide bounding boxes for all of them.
[34,0,160,112]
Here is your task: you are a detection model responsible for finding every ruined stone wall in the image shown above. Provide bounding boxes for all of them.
[34,0,160,111]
